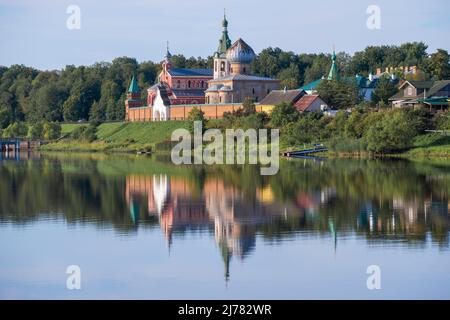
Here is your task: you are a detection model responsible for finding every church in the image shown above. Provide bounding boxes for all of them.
[147,45,213,107]
[205,15,279,104]
[125,13,280,121]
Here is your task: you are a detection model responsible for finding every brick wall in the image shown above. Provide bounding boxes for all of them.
[126,103,273,122]
[127,107,153,121]
[168,104,242,120]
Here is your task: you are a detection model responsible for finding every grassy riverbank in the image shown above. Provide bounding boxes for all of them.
[323,133,450,158]
[41,121,190,152]
[401,133,450,157]
[41,120,450,159]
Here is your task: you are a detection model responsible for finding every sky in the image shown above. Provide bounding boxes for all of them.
[0,0,449,70]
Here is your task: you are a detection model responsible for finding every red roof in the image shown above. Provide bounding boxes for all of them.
[294,95,320,112]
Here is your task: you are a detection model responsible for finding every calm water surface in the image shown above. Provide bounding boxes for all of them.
[0,153,449,299]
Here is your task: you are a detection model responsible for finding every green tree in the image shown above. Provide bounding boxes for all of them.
[2,122,28,138]
[0,107,12,129]
[29,121,44,139]
[344,108,367,138]
[326,110,347,136]
[317,79,360,109]
[270,102,299,127]
[434,112,450,130]
[33,83,66,122]
[99,80,121,120]
[282,113,329,147]
[303,54,330,84]
[187,107,206,133]
[427,49,450,80]
[364,110,419,153]
[241,98,256,116]
[63,94,82,121]
[89,101,106,125]
[371,76,398,106]
[277,64,300,89]
[42,122,61,140]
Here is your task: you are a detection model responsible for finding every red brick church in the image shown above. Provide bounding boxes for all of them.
[125,13,279,121]
[147,45,213,106]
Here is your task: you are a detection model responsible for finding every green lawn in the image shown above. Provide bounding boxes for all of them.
[96,122,127,139]
[98,121,189,144]
[45,121,190,152]
[61,123,84,136]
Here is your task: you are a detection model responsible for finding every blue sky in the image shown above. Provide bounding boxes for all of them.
[1,0,449,70]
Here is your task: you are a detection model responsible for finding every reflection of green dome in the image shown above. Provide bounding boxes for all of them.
[218,240,231,283]
[130,201,140,224]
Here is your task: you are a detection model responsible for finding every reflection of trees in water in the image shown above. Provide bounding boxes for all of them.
[0,158,157,233]
[0,155,449,247]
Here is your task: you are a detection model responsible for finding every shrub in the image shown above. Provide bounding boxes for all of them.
[42,122,62,140]
[434,112,450,130]
[233,112,268,130]
[364,109,419,153]
[281,113,330,147]
[241,98,256,116]
[187,107,206,133]
[82,125,97,142]
[403,106,432,133]
[328,137,367,153]
[69,124,96,142]
[29,122,44,139]
[270,102,299,127]
[2,122,28,138]
[70,125,88,140]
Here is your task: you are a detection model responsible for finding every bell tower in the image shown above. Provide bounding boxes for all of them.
[213,10,232,79]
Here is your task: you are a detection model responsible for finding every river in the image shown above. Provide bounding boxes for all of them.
[0,152,449,299]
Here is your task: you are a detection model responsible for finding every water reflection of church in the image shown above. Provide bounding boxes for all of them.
[125,173,450,281]
[125,174,314,281]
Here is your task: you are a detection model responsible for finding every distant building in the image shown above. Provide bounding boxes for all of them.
[300,50,399,102]
[295,94,328,112]
[389,80,450,110]
[205,15,279,104]
[258,88,329,113]
[300,50,340,95]
[205,36,280,104]
[147,45,213,107]
[258,88,306,113]
[375,65,418,77]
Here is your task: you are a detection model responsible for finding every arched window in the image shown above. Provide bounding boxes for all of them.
[220,61,225,72]
[177,80,181,88]
[201,81,204,88]
[188,80,191,88]
[252,88,255,94]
